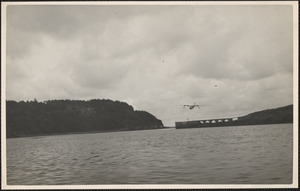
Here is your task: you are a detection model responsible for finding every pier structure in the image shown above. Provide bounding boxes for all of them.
[175,117,239,129]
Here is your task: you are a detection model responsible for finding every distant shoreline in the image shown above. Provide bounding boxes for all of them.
[7,123,294,139]
[176,105,293,129]
[6,99,165,139]
[7,127,174,139]
[175,122,292,130]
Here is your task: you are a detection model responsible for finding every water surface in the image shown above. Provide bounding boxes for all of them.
[7,124,293,184]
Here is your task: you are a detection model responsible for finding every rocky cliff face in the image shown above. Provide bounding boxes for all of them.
[6,99,164,138]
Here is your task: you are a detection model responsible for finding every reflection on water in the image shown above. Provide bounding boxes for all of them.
[7,124,293,184]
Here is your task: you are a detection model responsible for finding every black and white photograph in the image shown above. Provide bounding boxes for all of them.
[1,1,298,189]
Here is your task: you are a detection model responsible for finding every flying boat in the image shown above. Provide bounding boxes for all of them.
[182,102,204,110]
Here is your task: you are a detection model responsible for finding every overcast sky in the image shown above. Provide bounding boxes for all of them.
[5,4,294,126]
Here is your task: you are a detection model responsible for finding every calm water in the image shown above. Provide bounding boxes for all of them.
[7,124,293,185]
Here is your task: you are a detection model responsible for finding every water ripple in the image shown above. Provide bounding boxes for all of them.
[7,124,293,185]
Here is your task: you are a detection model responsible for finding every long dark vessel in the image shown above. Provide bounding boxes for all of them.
[175,105,293,129]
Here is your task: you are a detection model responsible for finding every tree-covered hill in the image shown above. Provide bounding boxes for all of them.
[237,104,293,125]
[6,99,164,138]
[175,104,293,129]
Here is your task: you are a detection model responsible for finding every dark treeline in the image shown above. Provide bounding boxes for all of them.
[237,104,293,125]
[6,99,164,138]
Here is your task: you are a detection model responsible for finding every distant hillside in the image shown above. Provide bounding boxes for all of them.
[237,104,293,125]
[176,104,293,129]
[6,99,164,138]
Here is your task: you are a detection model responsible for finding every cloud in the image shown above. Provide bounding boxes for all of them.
[5,4,294,126]
[172,5,293,81]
